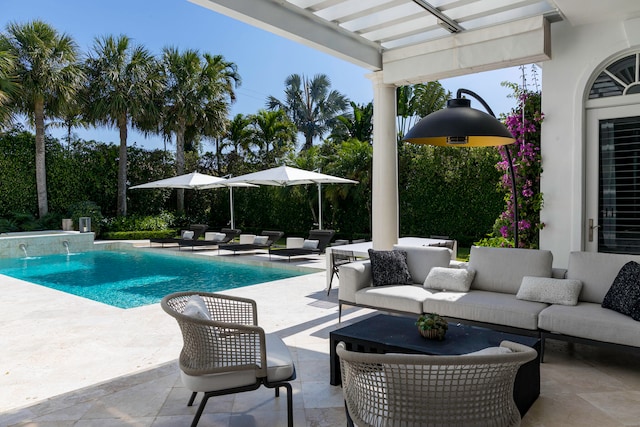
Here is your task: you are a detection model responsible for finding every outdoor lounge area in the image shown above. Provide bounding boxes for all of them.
[2,243,640,426]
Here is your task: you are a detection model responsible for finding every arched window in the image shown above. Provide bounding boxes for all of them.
[586,52,640,254]
[589,53,640,99]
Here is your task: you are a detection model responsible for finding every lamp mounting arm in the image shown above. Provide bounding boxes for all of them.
[456,88,519,248]
[456,88,496,118]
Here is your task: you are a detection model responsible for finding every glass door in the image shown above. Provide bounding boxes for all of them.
[586,104,640,253]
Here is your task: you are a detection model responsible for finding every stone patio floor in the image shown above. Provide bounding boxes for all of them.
[1,243,640,426]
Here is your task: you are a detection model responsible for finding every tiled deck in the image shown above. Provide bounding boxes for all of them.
[2,244,640,426]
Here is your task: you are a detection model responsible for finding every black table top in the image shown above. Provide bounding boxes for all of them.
[331,313,539,355]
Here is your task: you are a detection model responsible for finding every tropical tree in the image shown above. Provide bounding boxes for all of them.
[160,47,240,212]
[225,113,252,154]
[249,109,296,166]
[267,73,349,150]
[1,20,84,217]
[396,82,450,140]
[0,46,18,129]
[330,101,373,144]
[84,34,162,216]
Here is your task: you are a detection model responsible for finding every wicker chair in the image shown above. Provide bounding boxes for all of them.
[336,340,537,427]
[161,292,296,427]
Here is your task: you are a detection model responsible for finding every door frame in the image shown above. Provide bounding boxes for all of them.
[585,95,640,252]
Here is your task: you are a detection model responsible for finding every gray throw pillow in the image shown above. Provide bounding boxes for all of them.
[602,261,640,320]
[516,276,582,306]
[368,249,412,287]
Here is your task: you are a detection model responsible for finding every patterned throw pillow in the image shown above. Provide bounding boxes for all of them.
[602,261,640,320]
[368,249,412,287]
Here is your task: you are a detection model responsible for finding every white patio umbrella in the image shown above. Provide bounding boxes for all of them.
[130,172,256,229]
[223,166,358,229]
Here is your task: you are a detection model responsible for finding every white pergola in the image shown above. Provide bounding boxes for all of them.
[189,0,640,250]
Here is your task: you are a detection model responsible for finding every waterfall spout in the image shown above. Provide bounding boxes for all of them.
[19,243,28,258]
[62,240,70,255]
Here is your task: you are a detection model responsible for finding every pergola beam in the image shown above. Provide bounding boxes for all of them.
[189,0,382,70]
[382,16,551,85]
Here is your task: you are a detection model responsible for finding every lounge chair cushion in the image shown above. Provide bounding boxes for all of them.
[210,232,226,242]
[181,230,195,240]
[423,267,475,292]
[368,249,412,287]
[516,276,582,306]
[302,239,319,249]
[601,261,640,320]
[253,235,269,245]
[182,295,211,320]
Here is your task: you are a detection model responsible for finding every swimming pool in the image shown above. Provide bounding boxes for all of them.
[0,250,311,308]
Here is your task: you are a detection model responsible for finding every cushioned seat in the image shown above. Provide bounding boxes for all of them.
[218,230,284,255]
[161,291,295,427]
[269,229,335,260]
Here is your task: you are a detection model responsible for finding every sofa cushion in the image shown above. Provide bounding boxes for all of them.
[538,303,640,347]
[422,290,546,330]
[356,285,432,314]
[468,246,553,294]
[566,251,640,304]
[516,276,582,306]
[601,261,640,320]
[392,244,452,284]
[423,267,475,292]
[368,249,412,287]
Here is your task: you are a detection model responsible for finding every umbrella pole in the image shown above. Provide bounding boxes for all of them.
[318,183,322,230]
[229,187,235,229]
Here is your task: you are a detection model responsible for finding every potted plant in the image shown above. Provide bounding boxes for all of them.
[416,313,448,340]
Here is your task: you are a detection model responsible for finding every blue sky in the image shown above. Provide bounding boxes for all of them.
[2,0,533,150]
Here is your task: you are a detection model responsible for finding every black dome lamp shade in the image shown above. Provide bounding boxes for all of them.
[403,88,520,248]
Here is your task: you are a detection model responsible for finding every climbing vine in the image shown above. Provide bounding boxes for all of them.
[478,66,545,248]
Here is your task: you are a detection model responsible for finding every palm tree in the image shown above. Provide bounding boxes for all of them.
[330,101,373,144]
[2,20,84,217]
[267,73,348,150]
[0,46,18,130]
[397,82,450,140]
[224,114,252,154]
[249,109,297,166]
[160,47,240,212]
[84,34,162,216]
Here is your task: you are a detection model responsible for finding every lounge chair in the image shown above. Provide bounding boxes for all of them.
[161,292,296,427]
[177,228,241,250]
[218,230,284,255]
[268,229,335,261]
[149,224,208,248]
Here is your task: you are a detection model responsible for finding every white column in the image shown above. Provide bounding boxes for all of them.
[367,72,398,250]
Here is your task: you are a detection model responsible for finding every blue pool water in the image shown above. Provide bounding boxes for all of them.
[0,250,309,308]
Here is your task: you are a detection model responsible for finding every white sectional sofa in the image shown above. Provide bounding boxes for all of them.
[338,245,640,358]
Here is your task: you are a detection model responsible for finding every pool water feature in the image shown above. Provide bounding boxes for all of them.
[0,250,311,308]
[0,230,94,257]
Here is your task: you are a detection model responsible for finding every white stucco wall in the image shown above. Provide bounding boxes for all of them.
[540,18,640,268]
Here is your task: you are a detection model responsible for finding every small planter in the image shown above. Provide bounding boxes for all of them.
[416,313,448,341]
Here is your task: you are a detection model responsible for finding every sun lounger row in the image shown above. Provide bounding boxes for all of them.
[268,230,335,261]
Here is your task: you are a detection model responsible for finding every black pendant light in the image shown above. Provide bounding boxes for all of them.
[403,88,520,247]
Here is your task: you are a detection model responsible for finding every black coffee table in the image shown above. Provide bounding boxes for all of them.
[330,313,540,417]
